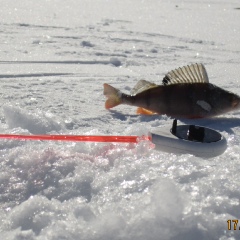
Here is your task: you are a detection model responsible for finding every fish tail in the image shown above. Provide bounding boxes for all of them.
[103,83,123,109]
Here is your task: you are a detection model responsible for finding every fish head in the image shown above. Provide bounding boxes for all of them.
[208,86,240,116]
[218,91,240,113]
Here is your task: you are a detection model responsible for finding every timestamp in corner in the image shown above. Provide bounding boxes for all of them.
[227,220,240,230]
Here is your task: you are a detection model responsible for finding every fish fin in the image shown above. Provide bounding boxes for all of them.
[103,83,122,109]
[162,63,209,85]
[137,107,156,115]
[131,80,158,95]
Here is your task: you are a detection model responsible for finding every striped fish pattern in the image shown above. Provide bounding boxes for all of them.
[103,63,240,119]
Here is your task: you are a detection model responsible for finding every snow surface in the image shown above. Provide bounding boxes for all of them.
[0,0,240,239]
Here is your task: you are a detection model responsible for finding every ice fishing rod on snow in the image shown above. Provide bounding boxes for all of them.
[0,133,150,143]
[0,120,227,158]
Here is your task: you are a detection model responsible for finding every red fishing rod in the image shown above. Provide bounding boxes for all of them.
[0,133,151,143]
[0,120,227,158]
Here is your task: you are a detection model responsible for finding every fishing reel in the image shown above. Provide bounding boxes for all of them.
[150,119,227,158]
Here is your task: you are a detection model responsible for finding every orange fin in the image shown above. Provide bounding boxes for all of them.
[137,107,156,115]
[103,83,122,109]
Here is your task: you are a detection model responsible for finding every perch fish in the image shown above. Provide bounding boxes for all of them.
[103,63,240,119]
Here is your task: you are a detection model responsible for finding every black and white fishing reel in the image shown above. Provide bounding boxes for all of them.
[150,119,227,158]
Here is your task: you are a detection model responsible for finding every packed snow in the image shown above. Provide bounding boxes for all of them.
[0,0,240,239]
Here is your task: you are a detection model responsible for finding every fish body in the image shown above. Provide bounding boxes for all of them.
[103,63,240,119]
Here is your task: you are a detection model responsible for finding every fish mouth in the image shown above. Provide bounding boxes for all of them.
[232,99,240,108]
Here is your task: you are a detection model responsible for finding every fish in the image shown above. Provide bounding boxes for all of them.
[103,63,240,119]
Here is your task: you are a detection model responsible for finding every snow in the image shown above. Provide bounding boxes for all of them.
[0,0,240,239]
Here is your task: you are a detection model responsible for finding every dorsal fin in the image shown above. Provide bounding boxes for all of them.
[162,63,209,86]
[131,80,158,95]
